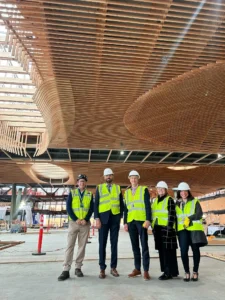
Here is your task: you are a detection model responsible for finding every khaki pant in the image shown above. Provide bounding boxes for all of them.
[63,221,90,271]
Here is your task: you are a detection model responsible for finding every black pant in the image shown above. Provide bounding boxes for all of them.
[154,226,179,276]
[98,214,120,270]
[128,220,150,271]
[178,230,201,273]
[158,248,179,276]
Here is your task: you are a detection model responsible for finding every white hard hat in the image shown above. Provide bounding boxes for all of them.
[177,182,190,191]
[103,168,114,176]
[156,181,168,189]
[128,170,140,179]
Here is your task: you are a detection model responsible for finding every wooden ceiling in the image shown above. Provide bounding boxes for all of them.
[0,0,225,193]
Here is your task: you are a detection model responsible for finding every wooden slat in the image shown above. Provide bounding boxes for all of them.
[0,110,41,117]
[0,96,34,104]
[0,77,34,85]
[0,103,38,110]
[0,87,36,95]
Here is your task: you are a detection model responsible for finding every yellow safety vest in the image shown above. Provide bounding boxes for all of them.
[176,198,204,232]
[151,196,170,229]
[98,183,120,215]
[124,186,147,223]
[69,189,92,220]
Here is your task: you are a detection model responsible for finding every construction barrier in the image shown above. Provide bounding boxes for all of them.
[92,224,95,236]
[32,214,46,256]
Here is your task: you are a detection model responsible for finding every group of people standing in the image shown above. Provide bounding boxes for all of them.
[58,168,207,282]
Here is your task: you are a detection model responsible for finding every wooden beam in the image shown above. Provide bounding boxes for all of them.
[0,87,36,95]
[67,148,71,162]
[0,110,41,117]
[208,155,224,165]
[46,149,52,161]
[158,152,172,164]
[25,150,32,161]
[88,149,91,162]
[0,78,34,85]
[0,103,37,110]
[106,149,112,163]
[18,128,45,132]
[0,96,33,103]
[6,122,45,127]
[0,66,26,74]
[124,151,132,163]
[141,152,152,163]
[174,153,191,164]
[0,116,43,122]
[192,154,210,164]
[1,149,12,160]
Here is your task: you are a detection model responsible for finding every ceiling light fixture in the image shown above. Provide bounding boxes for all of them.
[167,166,198,171]
[120,151,124,155]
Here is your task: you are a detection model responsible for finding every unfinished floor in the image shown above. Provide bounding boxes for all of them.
[0,230,224,300]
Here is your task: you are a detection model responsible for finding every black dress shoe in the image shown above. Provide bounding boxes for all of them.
[158,273,173,280]
[58,271,70,281]
[191,272,198,282]
[75,268,84,277]
[183,272,190,282]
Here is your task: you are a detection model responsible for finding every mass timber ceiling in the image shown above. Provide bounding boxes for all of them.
[1,0,225,191]
[124,62,225,152]
[0,19,47,156]
[1,159,225,195]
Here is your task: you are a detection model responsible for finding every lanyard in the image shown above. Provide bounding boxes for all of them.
[131,186,138,207]
[181,201,186,212]
[78,189,85,207]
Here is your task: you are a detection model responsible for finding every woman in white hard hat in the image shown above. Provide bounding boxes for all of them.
[124,170,151,281]
[152,181,179,280]
[175,182,207,282]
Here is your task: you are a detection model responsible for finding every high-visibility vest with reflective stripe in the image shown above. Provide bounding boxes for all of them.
[124,186,147,222]
[151,196,170,229]
[176,198,204,232]
[98,183,120,215]
[68,189,92,220]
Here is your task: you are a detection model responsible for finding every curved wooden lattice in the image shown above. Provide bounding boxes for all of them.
[0,20,48,156]
[1,1,225,194]
[30,163,69,184]
[33,78,75,146]
[3,0,225,152]
[124,62,225,153]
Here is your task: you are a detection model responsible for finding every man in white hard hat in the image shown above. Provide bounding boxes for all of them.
[94,168,124,279]
[151,181,179,280]
[124,170,151,281]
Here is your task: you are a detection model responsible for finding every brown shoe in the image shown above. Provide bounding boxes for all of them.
[111,268,119,277]
[128,269,141,277]
[99,270,106,279]
[143,271,151,281]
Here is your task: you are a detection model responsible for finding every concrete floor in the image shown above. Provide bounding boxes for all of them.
[0,230,225,300]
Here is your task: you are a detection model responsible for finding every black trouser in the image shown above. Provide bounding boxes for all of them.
[98,215,120,270]
[158,248,179,277]
[154,226,179,276]
[178,230,201,273]
[128,220,150,271]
